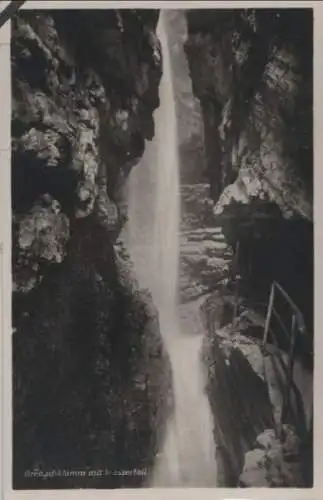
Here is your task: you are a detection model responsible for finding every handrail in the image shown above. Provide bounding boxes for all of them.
[273,281,307,336]
[263,281,307,347]
[271,306,291,342]
[261,280,311,439]
[227,241,311,439]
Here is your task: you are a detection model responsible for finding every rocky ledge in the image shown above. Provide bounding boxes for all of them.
[179,183,233,302]
[200,289,313,487]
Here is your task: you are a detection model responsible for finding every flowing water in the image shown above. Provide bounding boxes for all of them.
[125,13,217,487]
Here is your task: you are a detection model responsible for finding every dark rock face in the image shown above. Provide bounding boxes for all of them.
[184,9,313,325]
[219,202,313,354]
[12,9,161,240]
[200,294,274,485]
[200,292,311,487]
[239,426,305,487]
[12,10,173,488]
[184,8,313,336]
[179,184,233,302]
[185,9,313,218]
[184,8,313,487]
[13,217,173,488]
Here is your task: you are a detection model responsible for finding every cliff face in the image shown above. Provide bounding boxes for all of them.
[185,9,312,218]
[12,10,173,488]
[184,8,313,487]
[12,9,162,293]
[184,10,313,325]
[200,292,312,487]
[184,7,314,332]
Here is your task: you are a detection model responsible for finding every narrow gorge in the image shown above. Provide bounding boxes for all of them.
[11,7,313,490]
[125,13,217,487]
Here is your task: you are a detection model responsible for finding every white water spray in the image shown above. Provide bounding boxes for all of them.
[125,12,217,487]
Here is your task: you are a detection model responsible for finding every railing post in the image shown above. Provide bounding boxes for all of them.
[263,282,275,349]
[281,313,297,431]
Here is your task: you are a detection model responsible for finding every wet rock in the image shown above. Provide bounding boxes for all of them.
[256,428,276,450]
[12,8,162,290]
[201,290,312,486]
[12,8,162,250]
[239,448,268,486]
[180,183,215,231]
[239,425,305,487]
[13,195,69,292]
[185,10,312,219]
[12,9,173,489]
[202,319,275,486]
[184,7,313,348]
[182,9,313,487]
[179,187,232,301]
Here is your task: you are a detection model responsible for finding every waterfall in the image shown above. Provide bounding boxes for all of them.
[125,11,217,487]
[151,16,180,335]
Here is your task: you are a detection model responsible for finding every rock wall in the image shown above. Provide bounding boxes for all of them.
[12,9,173,488]
[179,184,233,303]
[185,9,312,216]
[184,8,313,487]
[200,293,312,487]
[184,9,313,334]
